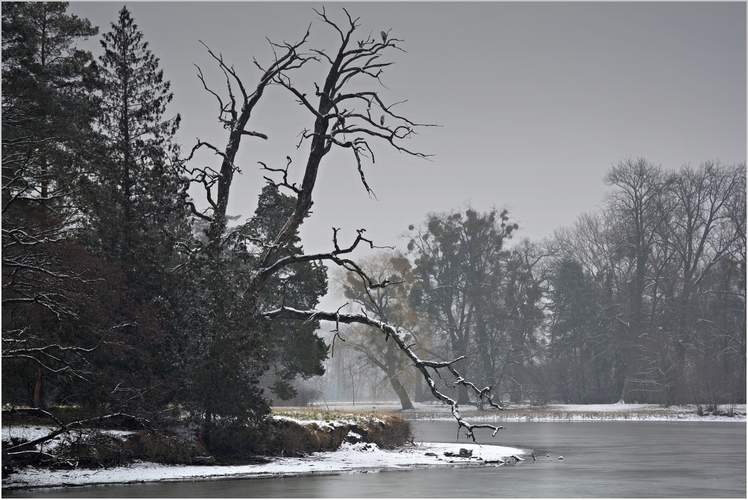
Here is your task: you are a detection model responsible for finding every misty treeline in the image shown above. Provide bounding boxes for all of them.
[329,157,745,410]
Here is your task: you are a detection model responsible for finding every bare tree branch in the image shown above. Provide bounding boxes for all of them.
[262,305,504,441]
[187,8,504,442]
[259,158,300,195]
[2,408,150,454]
[185,30,313,248]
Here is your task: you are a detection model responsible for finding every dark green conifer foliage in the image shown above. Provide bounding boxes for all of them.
[67,5,187,414]
[547,258,599,403]
[90,5,185,290]
[2,1,99,241]
[2,1,100,408]
[169,183,328,450]
[243,184,328,400]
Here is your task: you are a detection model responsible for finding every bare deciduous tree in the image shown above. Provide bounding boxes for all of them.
[188,8,504,440]
[332,251,419,410]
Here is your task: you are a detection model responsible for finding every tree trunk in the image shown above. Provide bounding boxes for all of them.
[389,375,414,410]
[33,367,45,408]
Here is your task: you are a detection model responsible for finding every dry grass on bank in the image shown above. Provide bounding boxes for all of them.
[2,408,412,474]
[458,407,678,421]
[270,409,411,450]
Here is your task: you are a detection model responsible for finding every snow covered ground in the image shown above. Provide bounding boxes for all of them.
[3,440,526,490]
[311,401,747,422]
[3,402,744,491]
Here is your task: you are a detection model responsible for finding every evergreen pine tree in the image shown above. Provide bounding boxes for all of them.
[172,183,328,448]
[2,1,100,408]
[243,184,328,400]
[67,5,189,415]
[89,5,185,291]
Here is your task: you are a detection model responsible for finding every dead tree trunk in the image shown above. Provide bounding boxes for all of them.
[189,7,504,440]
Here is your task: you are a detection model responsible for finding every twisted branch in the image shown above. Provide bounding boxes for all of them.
[262,305,504,441]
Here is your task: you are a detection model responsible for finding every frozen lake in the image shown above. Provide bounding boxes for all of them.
[7,421,746,498]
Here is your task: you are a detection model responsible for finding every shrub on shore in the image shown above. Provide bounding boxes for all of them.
[2,410,411,470]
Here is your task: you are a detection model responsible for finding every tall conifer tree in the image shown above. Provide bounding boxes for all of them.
[2,1,99,408]
[71,5,188,415]
[91,5,184,290]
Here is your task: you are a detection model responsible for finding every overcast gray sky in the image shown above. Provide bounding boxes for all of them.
[69,1,746,257]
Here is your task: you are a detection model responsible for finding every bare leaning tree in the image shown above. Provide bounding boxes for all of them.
[187,8,504,441]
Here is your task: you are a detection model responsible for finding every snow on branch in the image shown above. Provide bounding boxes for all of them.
[2,408,150,454]
[255,227,395,291]
[262,305,504,441]
[185,8,499,442]
[251,13,501,438]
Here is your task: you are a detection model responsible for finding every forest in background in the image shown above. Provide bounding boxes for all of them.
[323,156,745,411]
[3,2,745,465]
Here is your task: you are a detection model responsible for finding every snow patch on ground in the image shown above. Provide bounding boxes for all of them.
[2,425,137,457]
[3,441,526,490]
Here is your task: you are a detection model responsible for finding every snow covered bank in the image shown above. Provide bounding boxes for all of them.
[3,441,526,491]
[4,403,744,491]
[308,402,747,422]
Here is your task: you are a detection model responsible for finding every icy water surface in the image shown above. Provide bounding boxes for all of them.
[8,421,746,497]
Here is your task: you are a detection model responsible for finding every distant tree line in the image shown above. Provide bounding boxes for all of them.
[332,158,745,409]
[547,158,745,407]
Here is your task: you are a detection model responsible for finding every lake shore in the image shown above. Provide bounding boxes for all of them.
[2,440,527,492]
[306,401,747,422]
[3,403,744,493]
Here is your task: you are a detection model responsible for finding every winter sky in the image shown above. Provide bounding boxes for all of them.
[68,1,746,256]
